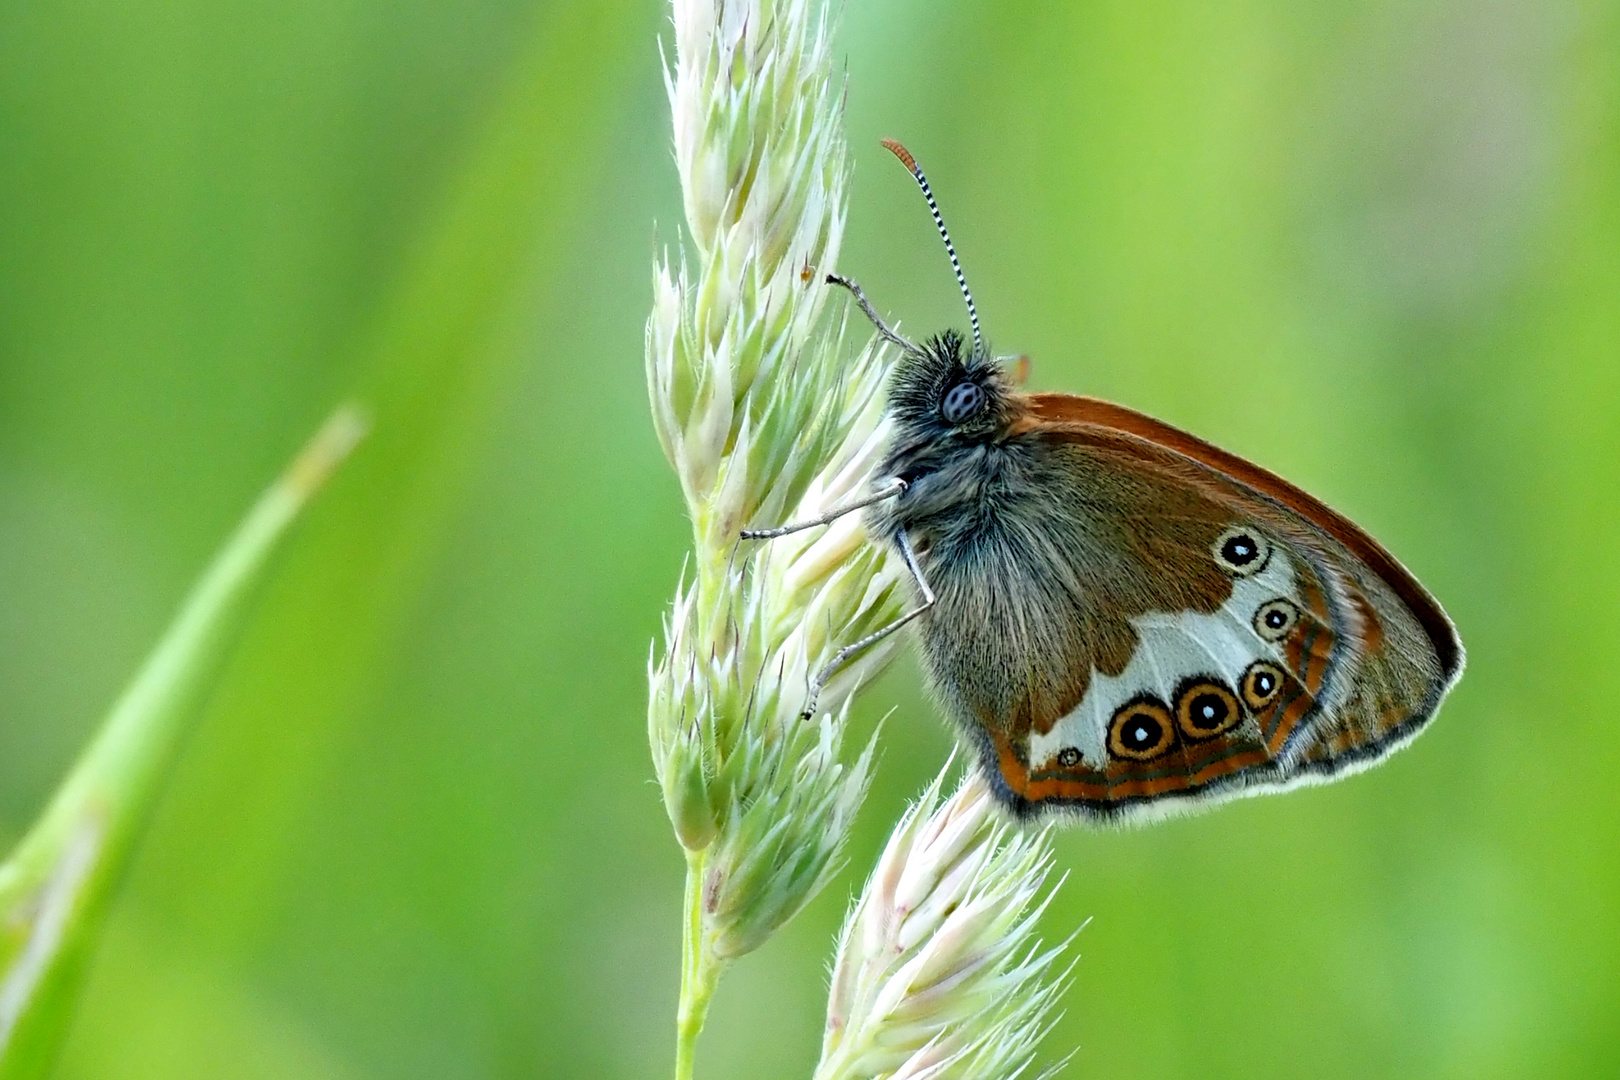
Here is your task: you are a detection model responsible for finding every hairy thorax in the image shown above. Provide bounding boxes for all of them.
[871,437,1107,741]
[869,431,1238,743]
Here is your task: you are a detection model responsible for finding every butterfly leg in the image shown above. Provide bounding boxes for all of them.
[739,477,907,540]
[800,529,935,720]
[826,274,922,357]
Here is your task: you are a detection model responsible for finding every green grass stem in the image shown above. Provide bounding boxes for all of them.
[0,407,366,1078]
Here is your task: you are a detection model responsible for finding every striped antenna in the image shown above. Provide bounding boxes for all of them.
[881,139,983,355]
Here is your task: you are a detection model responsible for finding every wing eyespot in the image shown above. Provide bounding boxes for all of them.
[1174,678,1244,740]
[1240,660,1286,710]
[1254,598,1300,642]
[1056,747,1082,768]
[1212,525,1272,576]
[1108,697,1176,761]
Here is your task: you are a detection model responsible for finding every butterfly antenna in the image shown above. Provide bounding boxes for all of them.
[882,138,982,356]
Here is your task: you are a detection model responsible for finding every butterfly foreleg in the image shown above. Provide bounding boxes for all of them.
[739,477,907,540]
[799,529,935,720]
[826,274,922,357]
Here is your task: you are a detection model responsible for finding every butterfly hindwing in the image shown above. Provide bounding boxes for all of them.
[904,393,1462,823]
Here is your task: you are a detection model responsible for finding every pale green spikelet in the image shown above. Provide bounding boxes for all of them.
[646,4,1083,1079]
[646,0,905,963]
[814,767,1077,1080]
[646,1,914,1074]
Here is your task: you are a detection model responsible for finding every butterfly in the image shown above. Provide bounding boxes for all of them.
[744,139,1464,824]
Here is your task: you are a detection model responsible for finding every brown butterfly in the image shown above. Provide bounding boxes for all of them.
[744,140,1464,824]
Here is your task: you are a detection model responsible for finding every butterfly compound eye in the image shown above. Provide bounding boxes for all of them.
[940,381,985,424]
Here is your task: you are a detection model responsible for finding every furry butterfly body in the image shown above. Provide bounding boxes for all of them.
[744,141,1463,824]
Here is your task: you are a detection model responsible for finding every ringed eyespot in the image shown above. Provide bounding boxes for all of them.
[1174,678,1244,740]
[941,381,985,424]
[1240,661,1286,710]
[1253,598,1300,642]
[1108,697,1176,761]
[1211,526,1271,576]
[1056,747,1082,768]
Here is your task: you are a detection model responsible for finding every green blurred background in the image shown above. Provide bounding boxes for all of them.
[1,0,1616,1076]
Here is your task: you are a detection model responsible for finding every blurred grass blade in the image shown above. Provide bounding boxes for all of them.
[0,407,368,1078]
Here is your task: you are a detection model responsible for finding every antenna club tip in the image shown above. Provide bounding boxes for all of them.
[879,138,918,172]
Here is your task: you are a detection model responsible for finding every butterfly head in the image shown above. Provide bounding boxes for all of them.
[888,329,1013,444]
[877,140,1019,448]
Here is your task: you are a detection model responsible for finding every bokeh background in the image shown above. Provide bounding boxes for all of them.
[1,0,1616,1077]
